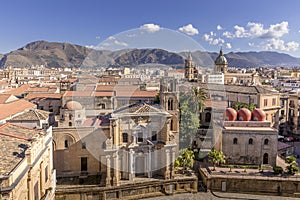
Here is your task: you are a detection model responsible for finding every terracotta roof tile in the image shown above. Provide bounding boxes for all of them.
[64,91,92,97]
[5,84,31,96]
[25,93,61,100]
[0,99,36,120]
[9,109,50,121]
[0,123,43,177]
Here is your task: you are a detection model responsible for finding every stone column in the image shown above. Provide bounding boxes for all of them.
[113,152,120,186]
[128,149,135,180]
[148,148,152,178]
[106,155,111,187]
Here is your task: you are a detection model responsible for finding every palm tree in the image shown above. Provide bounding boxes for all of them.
[193,87,207,112]
[208,150,226,171]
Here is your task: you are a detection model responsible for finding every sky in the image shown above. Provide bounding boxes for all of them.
[1,0,300,57]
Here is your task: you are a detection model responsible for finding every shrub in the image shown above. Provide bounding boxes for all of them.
[273,166,283,174]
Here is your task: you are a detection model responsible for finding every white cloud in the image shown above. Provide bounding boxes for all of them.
[248,42,255,47]
[101,36,128,48]
[223,21,289,39]
[217,25,223,30]
[140,23,161,33]
[262,38,299,51]
[203,33,224,45]
[225,43,232,49]
[95,36,101,40]
[85,45,96,49]
[107,36,116,40]
[178,24,199,35]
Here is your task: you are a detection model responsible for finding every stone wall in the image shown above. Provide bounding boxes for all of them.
[55,176,198,200]
[200,167,300,198]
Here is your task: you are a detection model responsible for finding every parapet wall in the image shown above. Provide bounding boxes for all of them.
[55,176,198,200]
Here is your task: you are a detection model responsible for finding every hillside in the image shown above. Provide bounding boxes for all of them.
[0,40,300,68]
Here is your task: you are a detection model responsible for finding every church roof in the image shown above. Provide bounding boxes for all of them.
[215,49,228,65]
[9,109,50,121]
[202,83,276,95]
[112,102,169,115]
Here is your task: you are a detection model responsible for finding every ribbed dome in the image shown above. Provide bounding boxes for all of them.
[224,108,237,121]
[65,101,83,110]
[252,109,266,121]
[237,108,251,121]
[215,49,228,65]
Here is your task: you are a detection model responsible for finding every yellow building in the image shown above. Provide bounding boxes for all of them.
[0,123,55,200]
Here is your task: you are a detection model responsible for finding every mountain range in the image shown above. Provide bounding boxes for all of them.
[0,40,300,69]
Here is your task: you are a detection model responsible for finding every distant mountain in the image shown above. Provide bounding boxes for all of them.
[113,49,184,67]
[0,40,300,69]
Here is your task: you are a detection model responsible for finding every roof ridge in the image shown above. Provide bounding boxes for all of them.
[7,123,41,132]
[33,109,41,121]
[0,131,31,141]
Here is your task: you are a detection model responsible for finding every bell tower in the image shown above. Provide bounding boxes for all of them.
[185,53,195,82]
[160,77,179,141]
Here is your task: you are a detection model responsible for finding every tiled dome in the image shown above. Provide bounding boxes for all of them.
[224,108,237,121]
[65,101,82,110]
[215,49,228,65]
[252,108,266,121]
[237,108,251,121]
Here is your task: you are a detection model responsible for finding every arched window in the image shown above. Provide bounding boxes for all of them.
[82,142,86,149]
[122,133,128,143]
[264,139,269,145]
[249,138,253,145]
[69,114,72,120]
[233,138,238,144]
[168,99,174,110]
[263,153,269,164]
[170,119,174,131]
[205,112,211,122]
[64,140,69,148]
[69,122,72,127]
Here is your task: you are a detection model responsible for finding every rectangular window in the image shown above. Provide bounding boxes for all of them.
[137,132,143,143]
[81,157,88,171]
[272,98,276,106]
[151,131,157,141]
[263,99,268,107]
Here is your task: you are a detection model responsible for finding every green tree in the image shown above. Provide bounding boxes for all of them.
[286,156,299,175]
[179,91,199,148]
[154,92,160,104]
[174,148,195,172]
[208,150,226,171]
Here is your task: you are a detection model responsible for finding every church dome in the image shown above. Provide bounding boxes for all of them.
[224,108,237,121]
[237,108,251,121]
[65,101,83,110]
[252,109,266,121]
[215,49,228,65]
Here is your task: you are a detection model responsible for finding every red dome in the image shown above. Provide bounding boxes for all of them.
[252,109,266,121]
[224,108,237,121]
[237,108,251,121]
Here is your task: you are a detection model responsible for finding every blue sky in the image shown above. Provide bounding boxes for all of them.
[1,0,300,57]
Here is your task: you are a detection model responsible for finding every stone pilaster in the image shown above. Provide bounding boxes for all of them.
[112,152,120,186]
[165,149,170,179]
[128,149,135,181]
[106,155,111,187]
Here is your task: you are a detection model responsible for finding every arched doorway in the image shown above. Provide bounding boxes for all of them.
[263,153,269,164]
